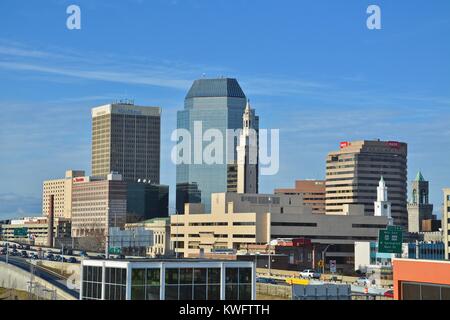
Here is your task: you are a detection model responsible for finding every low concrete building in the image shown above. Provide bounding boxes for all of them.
[0,216,71,245]
[125,217,172,257]
[171,192,389,274]
[354,241,396,273]
[80,259,255,300]
[108,227,153,256]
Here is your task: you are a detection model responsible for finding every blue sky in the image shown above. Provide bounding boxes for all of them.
[0,0,449,219]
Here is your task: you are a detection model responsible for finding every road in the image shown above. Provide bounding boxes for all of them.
[0,255,79,299]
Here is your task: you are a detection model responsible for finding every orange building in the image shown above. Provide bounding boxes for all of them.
[393,258,450,300]
[275,180,326,214]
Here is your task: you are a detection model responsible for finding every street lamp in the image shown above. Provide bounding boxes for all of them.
[321,244,333,274]
[105,206,110,259]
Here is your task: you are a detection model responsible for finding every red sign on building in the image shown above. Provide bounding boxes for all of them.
[387,141,401,149]
[340,141,350,149]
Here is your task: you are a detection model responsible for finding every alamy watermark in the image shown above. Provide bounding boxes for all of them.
[367,4,381,30]
[66,4,81,30]
[171,122,279,176]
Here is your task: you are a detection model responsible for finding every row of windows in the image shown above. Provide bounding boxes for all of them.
[188,222,228,226]
[352,224,387,229]
[271,222,317,227]
[272,234,378,241]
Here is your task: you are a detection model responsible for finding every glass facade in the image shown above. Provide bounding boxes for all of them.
[82,266,103,300]
[225,268,252,300]
[104,267,127,300]
[81,262,254,300]
[407,242,445,260]
[176,78,252,214]
[127,182,169,220]
[402,282,450,300]
[165,267,221,300]
[131,268,160,300]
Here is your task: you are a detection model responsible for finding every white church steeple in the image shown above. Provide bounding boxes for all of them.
[374,176,393,225]
[237,99,258,194]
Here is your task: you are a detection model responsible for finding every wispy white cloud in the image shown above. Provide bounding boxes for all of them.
[0,40,334,97]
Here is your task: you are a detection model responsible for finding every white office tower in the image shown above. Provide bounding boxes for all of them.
[237,100,258,194]
[374,176,393,225]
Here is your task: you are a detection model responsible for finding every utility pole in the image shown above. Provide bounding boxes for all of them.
[5,242,8,264]
[28,260,35,300]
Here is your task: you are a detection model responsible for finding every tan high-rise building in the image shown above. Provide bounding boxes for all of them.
[42,170,85,219]
[274,180,326,214]
[91,102,161,183]
[443,188,450,260]
[325,140,408,227]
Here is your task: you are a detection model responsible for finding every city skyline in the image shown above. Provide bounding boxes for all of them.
[1,0,450,218]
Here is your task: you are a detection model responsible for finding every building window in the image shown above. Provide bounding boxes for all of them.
[104,267,127,300]
[82,266,103,300]
[225,268,252,300]
[402,282,450,300]
[164,267,221,300]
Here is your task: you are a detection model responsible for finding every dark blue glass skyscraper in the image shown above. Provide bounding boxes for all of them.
[176,78,248,213]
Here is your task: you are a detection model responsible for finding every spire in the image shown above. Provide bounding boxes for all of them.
[377,176,388,202]
[415,171,425,182]
[379,175,385,188]
[245,99,251,112]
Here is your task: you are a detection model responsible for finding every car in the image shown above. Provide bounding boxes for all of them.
[67,257,77,263]
[299,269,321,279]
[256,277,278,284]
[356,276,371,287]
[0,249,6,255]
[62,248,73,255]
[31,254,39,259]
[384,289,394,298]
[54,255,62,261]
[46,253,54,260]
[20,250,28,258]
[79,251,88,257]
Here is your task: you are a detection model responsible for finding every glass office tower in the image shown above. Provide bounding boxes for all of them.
[176,78,248,214]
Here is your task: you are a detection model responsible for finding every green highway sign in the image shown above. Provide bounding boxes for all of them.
[109,247,121,254]
[378,226,403,254]
[14,227,28,237]
[386,225,403,232]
